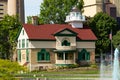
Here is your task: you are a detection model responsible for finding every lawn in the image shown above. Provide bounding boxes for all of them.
[15,67,100,79]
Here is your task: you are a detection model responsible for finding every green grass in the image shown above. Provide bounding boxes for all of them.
[16,68,100,79]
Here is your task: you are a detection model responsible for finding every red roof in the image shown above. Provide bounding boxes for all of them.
[23,24,97,41]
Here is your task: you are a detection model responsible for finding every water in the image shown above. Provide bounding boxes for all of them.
[100,48,120,80]
[112,48,120,80]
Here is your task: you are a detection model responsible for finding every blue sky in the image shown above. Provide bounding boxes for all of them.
[24,0,43,22]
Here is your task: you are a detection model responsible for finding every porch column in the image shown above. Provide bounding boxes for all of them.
[73,52,76,64]
[63,52,66,64]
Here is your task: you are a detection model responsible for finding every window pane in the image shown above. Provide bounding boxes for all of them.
[22,39,25,48]
[26,49,29,62]
[17,50,21,62]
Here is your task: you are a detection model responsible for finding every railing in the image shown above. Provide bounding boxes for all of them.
[65,16,85,22]
[56,60,74,64]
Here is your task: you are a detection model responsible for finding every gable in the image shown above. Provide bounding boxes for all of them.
[54,28,77,36]
[17,27,28,40]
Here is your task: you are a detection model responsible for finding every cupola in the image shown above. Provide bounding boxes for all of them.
[65,6,85,28]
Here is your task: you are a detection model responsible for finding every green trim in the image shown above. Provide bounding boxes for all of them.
[15,25,22,40]
[77,40,96,42]
[29,39,55,41]
[54,28,77,36]
[54,34,77,36]
[29,39,96,41]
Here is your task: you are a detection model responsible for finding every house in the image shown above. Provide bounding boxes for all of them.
[17,6,97,71]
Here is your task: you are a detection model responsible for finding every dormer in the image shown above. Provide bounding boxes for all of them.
[54,28,77,50]
[65,6,85,28]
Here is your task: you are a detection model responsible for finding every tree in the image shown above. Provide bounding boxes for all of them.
[112,30,120,48]
[39,0,84,24]
[0,59,26,80]
[27,16,32,24]
[88,12,118,54]
[0,15,21,59]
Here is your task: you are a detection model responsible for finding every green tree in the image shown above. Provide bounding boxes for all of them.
[88,12,118,53]
[0,15,21,59]
[0,59,26,80]
[39,0,84,24]
[27,16,32,24]
[112,30,120,48]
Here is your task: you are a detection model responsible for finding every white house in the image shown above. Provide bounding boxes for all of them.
[17,6,97,71]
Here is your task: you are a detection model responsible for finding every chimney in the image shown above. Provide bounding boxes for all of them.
[32,16,38,25]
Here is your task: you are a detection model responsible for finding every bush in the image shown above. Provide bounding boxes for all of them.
[90,64,98,68]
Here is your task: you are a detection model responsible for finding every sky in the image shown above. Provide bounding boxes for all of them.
[24,0,43,22]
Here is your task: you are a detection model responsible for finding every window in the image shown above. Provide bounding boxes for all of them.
[26,49,29,62]
[78,49,90,61]
[37,49,50,61]
[22,39,25,48]
[0,9,3,10]
[19,40,21,48]
[26,40,28,48]
[0,13,3,14]
[22,30,24,35]
[76,12,79,17]
[17,50,21,62]
[57,53,63,60]
[62,40,70,46]
[0,4,3,6]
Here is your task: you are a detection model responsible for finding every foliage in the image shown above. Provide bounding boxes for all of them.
[0,15,21,59]
[88,12,118,53]
[112,30,120,48]
[27,16,32,24]
[0,59,26,80]
[39,0,84,24]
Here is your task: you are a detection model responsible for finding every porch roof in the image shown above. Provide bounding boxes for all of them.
[53,49,76,53]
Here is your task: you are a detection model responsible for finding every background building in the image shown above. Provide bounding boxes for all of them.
[110,0,120,24]
[0,0,25,23]
[0,0,7,20]
[83,0,120,25]
[83,0,116,18]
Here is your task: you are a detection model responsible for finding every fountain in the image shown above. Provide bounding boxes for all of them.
[112,47,120,80]
[100,45,120,80]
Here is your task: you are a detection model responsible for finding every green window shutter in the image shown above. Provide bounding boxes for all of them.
[86,52,90,60]
[26,40,28,48]
[19,40,21,48]
[17,50,21,62]
[22,39,25,48]
[37,52,42,61]
[46,52,50,61]
[26,49,29,62]
[78,49,89,61]
[78,52,82,60]
[37,49,50,61]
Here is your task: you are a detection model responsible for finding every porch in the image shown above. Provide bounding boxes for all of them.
[54,50,76,65]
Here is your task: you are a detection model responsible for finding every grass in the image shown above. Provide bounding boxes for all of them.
[16,67,100,79]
